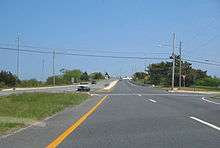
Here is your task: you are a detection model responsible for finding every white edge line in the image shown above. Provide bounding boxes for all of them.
[97,93,203,97]
[190,116,220,131]
[148,99,157,103]
[202,97,220,105]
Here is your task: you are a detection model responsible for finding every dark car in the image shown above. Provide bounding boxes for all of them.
[91,80,97,84]
[80,82,89,85]
[76,85,90,92]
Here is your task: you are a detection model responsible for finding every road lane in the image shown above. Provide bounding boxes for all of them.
[59,80,220,148]
[1,80,219,147]
[47,95,108,148]
[153,94,220,129]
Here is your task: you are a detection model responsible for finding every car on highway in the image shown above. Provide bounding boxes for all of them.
[80,82,89,85]
[91,80,97,84]
[76,85,90,92]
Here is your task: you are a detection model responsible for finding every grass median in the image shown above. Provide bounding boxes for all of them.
[0,92,89,134]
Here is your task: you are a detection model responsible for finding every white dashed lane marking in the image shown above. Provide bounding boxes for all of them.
[201,97,220,105]
[148,99,157,103]
[190,116,220,131]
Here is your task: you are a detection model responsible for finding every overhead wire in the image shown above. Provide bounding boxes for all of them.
[0,46,169,60]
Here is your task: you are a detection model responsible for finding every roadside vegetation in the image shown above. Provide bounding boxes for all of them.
[132,72,149,86]
[0,92,88,134]
[0,69,110,89]
[132,60,220,91]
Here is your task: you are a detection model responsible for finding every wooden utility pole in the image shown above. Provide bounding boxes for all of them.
[53,50,55,86]
[179,41,182,89]
[171,33,176,91]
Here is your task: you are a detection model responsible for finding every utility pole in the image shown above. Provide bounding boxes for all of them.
[53,50,55,86]
[16,33,20,80]
[41,59,45,81]
[179,41,182,89]
[171,33,176,91]
[144,54,147,73]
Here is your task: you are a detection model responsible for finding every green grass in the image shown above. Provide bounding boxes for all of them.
[0,123,24,133]
[0,92,88,134]
[178,86,220,92]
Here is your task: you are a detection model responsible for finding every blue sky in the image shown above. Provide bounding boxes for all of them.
[0,0,220,80]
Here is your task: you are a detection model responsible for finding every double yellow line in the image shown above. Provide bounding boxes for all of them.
[47,95,108,148]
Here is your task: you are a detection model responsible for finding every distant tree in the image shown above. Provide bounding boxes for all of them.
[18,79,44,87]
[196,76,220,87]
[80,72,89,81]
[63,69,82,83]
[133,72,148,80]
[90,72,105,80]
[147,60,208,86]
[59,68,67,74]
[46,75,64,85]
[0,70,18,87]
[147,61,171,85]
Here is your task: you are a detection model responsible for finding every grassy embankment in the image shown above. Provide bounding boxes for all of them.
[0,93,88,134]
[177,86,220,92]
[132,79,220,92]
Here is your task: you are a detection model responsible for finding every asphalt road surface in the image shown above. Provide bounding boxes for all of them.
[1,80,220,148]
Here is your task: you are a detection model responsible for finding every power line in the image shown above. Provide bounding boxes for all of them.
[0,46,169,60]
[192,34,220,50]
[184,56,220,64]
[183,58,220,67]
[0,43,169,56]
[185,17,217,49]
[1,46,220,67]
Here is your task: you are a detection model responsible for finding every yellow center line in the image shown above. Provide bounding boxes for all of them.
[46,95,108,148]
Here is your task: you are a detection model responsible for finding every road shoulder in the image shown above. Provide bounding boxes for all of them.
[0,94,105,148]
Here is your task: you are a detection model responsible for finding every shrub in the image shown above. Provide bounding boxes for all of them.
[196,76,220,87]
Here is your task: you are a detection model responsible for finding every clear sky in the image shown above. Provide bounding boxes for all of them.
[0,0,220,80]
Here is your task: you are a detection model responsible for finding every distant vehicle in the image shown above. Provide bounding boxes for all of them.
[122,76,132,80]
[76,85,90,92]
[80,82,89,85]
[91,80,97,84]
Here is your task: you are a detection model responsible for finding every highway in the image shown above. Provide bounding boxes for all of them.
[0,80,220,148]
[0,79,113,96]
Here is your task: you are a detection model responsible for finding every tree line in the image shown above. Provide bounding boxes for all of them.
[0,69,109,88]
[133,60,220,88]
[46,69,108,85]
